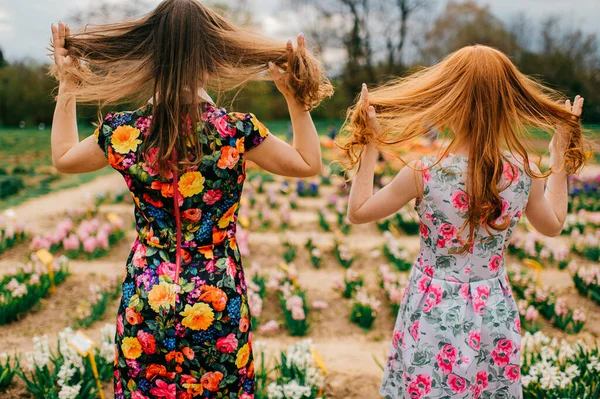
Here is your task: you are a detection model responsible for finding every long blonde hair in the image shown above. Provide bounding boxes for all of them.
[341,45,587,251]
[51,0,333,174]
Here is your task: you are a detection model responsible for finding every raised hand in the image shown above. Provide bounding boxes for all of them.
[268,32,305,101]
[552,95,584,153]
[51,22,75,84]
[360,83,382,137]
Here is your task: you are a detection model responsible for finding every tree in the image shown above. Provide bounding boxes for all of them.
[0,48,6,68]
[416,1,519,64]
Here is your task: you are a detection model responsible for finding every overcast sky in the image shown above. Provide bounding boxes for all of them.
[1,0,599,62]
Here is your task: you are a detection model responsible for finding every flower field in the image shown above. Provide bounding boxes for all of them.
[0,133,599,399]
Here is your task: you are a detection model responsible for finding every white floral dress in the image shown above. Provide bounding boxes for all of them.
[380,154,531,399]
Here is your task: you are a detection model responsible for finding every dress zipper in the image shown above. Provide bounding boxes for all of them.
[171,151,182,285]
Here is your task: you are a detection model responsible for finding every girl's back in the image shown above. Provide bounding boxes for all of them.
[417,154,532,282]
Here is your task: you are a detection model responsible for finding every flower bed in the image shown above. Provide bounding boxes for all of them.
[349,288,381,330]
[508,231,570,269]
[571,263,600,305]
[255,339,326,399]
[570,228,600,262]
[508,264,585,334]
[333,269,364,299]
[0,255,70,325]
[0,209,27,254]
[332,237,356,269]
[73,277,121,328]
[268,264,310,336]
[381,232,413,272]
[30,213,126,260]
[16,325,115,399]
[377,264,406,315]
[521,331,600,398]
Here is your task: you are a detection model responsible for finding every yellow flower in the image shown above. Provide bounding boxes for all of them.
[180,303,214,331]
[111,125,142,154]
[218,203,239,229]
[147,281,177,313]
[179,171,205,198]
[121,337,142,359]
[235,343,250,368]
[93,127,100,142]
[251,114,269,138]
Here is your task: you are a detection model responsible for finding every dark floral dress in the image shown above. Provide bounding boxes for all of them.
[94,102,269,399]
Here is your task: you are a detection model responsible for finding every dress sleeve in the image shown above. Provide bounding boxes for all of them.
[94,113,116,159]
[226,112,270,155]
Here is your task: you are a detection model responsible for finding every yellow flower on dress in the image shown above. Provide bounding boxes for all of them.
[93,127,100,142]
[111,125,143,154]
[235,343,250,368]
[121,337,142,359]
[218,203,239,228]
[179,171,205,198]
[180,302,215,331]
[250,114,269,138]
[147,281,177,313]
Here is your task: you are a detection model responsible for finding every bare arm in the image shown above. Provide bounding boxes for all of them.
[347,84,421,224]
[525,96,584,237]
[50,22,108,174]
[244,34,322,178]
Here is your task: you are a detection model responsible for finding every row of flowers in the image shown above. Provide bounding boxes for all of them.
[267,264,311,336]
[508,231,570,269]
[568,174,600,212]
[30,212,127,260]
[256,339,327,399]
[0,255,70,326]
[562,210,600,234]
[521,330,599,397]
[0,209,27,255]
[570,228,600,262]
[571,263,600,306]
[376,205,420,236]
[333,268,381,330]
[0,324,115,399]
[508,264,586,334]
[73,277,121,328]
[381,232,413,272]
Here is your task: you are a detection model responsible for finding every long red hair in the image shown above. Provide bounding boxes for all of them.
[341,45,587,251]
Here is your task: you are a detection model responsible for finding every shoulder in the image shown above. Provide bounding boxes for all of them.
[204,106,270,154]
[94,105,151,158]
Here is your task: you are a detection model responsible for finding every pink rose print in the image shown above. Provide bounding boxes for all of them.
[149,379,176,399]
[215,115,237,138]
[423,284,443,312]
[504,364,520,382]
[415,374,432,394]
[423,168,431,183]
[459,283,470,300]
[392,330,402,348]
[417,275,431,293]
[422,265,434,277]
[216,333,239,353]
[489,254,502,272]
[448,374,467,394]
[203,189,223,205]
[496,338,514,353]
[439,223,458,240]
[491,348,510,367]
[410,320,419,341]
[503,162,519,183]
[468,330,481,350]
[436,352,453,374]
[450,190,469,212]
[419,222,430,238]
